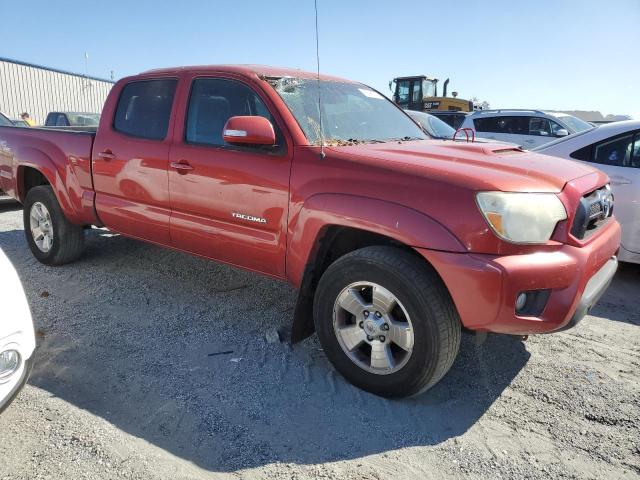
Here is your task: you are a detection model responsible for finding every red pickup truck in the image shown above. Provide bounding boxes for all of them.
[0,65,621,397]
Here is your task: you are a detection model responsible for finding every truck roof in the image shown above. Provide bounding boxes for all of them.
[139,64,354,83]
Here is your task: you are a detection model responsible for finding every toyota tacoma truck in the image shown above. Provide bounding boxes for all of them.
[0,65,621,398]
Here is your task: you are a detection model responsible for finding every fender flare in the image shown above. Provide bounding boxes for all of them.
[287,193,465,288]
[15,147,88,225]
[286,193,465,343]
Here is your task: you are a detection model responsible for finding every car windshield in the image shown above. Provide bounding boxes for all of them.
[554,114,593,133]
[66,113,100,126]
[409,111,455,139]
[0,113,13,126]
[268,78,427,145]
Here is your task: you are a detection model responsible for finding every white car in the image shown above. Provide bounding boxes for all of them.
[534,120,640,264]
[0,249,36,413]
[459,109,594,149]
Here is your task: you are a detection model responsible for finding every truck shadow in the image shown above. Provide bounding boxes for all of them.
[1,227,530,471]
[0,200,22,213]
[588,262,640,326]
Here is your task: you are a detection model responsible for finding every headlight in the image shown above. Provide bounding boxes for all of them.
[476,192,567,244]
[0,349,21,380]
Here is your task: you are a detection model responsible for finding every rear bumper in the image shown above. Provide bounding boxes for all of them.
[418,220,621,335]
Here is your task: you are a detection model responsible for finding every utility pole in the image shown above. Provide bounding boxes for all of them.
[83,52,91,90]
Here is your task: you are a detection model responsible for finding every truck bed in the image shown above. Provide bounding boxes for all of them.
[0,125,97,224]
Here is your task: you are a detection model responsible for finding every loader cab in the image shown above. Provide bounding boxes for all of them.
[391,75,474,112]
[391,76,439,111]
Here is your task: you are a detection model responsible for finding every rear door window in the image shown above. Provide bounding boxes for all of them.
[113,79,177,140]
[56,115,69,127]
[474,116,528,134]
[45,113,58,126]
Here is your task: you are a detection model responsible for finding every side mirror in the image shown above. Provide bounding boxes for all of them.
[222,116,276,146]
[555,128,569,137]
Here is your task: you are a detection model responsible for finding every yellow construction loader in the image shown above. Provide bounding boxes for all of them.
[390,75,473,112]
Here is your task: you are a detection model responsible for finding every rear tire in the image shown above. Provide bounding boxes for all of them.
[313,246,461,398]
[23,186,84,265]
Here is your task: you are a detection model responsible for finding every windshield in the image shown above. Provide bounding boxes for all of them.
[66,113,100,126]
[0,113,13,126]
[422,79,437,98]
[553,114,593,133]
[269,78,427,145]
[408,111,455,138]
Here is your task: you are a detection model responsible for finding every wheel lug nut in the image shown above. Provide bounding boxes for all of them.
[379,336,386,342]
[359,321,364,329]
[375,311,382,318]
[382,324,389,331]
[363,310,369,318]
[366,335,373,341]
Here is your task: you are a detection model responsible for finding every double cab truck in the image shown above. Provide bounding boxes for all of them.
[0,65,621,397]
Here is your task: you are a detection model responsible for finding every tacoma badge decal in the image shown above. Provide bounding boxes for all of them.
[232,212,267,224]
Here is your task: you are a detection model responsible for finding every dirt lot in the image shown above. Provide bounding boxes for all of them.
[0,202,638,480]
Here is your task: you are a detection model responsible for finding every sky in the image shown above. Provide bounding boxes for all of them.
[2,0,639,118]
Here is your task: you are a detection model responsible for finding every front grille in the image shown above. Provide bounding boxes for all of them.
[571,186,614,240]
[588,202,602,218]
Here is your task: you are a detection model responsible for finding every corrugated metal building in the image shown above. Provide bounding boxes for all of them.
[0,57,114,125]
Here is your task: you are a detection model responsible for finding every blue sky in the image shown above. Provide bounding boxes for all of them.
[3,0,639,118]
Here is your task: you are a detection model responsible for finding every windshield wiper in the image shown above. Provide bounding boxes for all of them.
[344,138,387,144]
[388,136,425,142]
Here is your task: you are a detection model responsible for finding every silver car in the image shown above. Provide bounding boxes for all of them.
[406,110,519,146]
[534,120,640,263]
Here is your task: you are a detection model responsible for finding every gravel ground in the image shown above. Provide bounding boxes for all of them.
[0,202,638,480]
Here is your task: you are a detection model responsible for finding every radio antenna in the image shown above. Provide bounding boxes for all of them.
[314,0,325,159]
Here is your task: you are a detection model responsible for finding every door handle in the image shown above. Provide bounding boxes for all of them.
[98,150,116,160]
[170,161,194,172]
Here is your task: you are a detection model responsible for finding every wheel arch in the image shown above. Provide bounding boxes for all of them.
[15,148,89,224]
[288,194,465,343]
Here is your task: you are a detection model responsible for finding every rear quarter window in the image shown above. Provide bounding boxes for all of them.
[113,79,177,140]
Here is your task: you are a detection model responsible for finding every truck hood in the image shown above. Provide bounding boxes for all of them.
[327,140,598,193]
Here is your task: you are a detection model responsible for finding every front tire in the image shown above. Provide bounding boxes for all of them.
[313,246,461,398]
[23,186,84,265]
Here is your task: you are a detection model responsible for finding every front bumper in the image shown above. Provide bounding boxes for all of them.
[0,334,36,413]
[418,220,621,335]
[554,256,617,332]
